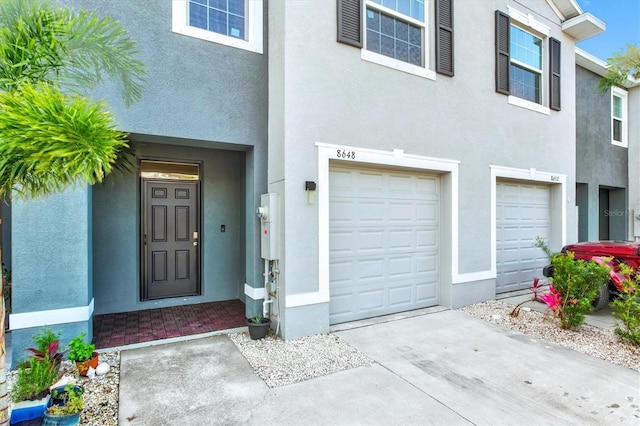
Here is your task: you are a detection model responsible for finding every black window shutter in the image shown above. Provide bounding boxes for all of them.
[495,10,510,95]
[549,37,561,111]
[435,0,454,76]
[337,0,363,48]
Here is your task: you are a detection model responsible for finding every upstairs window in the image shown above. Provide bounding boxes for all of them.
[495,8,561,114]
[611,87,628,147]
[172,0,263,54]
[337,0,454,80]
[365,0,425,67]
[189,0,246,40]
[510,25,542,104]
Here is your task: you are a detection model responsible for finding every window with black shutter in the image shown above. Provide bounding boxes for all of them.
[495,10,510,95]
[436,0,454,76]
[337,0,363,48]
[549,37,561,111]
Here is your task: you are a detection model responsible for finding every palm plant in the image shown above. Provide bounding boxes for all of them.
[0,0,146,423]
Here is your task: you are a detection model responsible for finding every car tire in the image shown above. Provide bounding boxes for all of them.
[591,282,610,311]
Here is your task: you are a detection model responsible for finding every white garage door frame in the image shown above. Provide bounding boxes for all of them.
[490,165,567,282]
[285,143,459,310]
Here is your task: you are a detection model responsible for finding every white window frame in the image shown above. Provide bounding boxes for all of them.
[361,0,435,80]
[172,0,263,54]
[506,6,550,115]
[611,86,628,147]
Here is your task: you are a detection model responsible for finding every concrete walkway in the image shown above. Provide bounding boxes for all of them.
[118,309,639,425]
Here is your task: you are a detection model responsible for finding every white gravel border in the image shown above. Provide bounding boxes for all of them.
[459,300,640,371]
[229,332,373,388]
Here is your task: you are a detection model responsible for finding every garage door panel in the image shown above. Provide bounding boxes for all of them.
[388,257,412,277]
[358,258,385,280]
[417,255,437,273]
[329,200,355,223]
[389,201,414,222]
[416,229,438,249]
[359,288,385,311]
[417,201,439,222]
[389,174,413,193]
[329,231,356,255]
[417,282,437,301]
[416,176,439,196]
[389,229,413,250]
[358,231,385,252]
[357,201,385,222]
[329,260,355,283]
[389,286,413,307]
[330,166,440,323]
[496,180,551,293]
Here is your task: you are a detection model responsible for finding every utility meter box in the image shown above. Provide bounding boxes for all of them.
[257,193,279,260]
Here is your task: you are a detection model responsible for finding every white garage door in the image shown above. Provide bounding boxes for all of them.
[329,165,439,324]
[496,180,550,293]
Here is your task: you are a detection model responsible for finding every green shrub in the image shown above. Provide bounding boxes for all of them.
[610,263,640,345]
[67,333,95,362]
[11,356,59,402]
[549,252,610,329]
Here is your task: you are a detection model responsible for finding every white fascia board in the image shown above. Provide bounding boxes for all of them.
[562,13,605,42]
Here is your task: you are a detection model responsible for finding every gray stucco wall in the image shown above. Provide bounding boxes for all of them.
[269,0,578,338]
[10,0,269,359]
[11,187,94,365]
[575,66,628,240]
[56,0,269,312]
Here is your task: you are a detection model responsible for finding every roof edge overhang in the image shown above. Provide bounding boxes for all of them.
[562,13,606,42]
[576,47,640,88]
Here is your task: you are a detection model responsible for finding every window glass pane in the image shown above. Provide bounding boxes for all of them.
[398,0,411,16]
[229,15,245,39]
[381,14,395,36]
[370,0,424,21]
[366,8,422,66]
[189,0,246,40]
[396,20,408,42]
[510,64,540,103]
[210,0,226,10]
[613,118,622,142]
[189,3,207,29]
[411,0,424,21]
[510,26,542,70]
[613,95,622,118]
[209,9,227,34]
[229,0,245,17]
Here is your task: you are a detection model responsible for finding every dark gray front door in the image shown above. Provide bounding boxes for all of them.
[142,180,200,300]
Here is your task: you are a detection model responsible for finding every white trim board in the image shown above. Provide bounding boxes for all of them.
[10,299,95,330]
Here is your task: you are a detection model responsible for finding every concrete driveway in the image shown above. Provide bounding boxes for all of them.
[119,309,639,425]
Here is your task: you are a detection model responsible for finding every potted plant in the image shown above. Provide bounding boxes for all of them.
[27,327,65,368]
[10,355,60,424]
[67,333,98,376]
[246,314,271,340]
[43,384,84,426]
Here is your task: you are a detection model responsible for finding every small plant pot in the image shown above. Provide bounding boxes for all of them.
[246,318,271,340]
[75,352,99,376]
[50,385,84,407]
[10,394,50,424]
[43,411,81,426]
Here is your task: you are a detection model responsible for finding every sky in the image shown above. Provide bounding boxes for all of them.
[576,0,640,62]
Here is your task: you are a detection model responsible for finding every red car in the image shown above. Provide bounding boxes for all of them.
[542,241,640,309]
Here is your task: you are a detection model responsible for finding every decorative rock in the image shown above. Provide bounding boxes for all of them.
[95,362,110,376]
